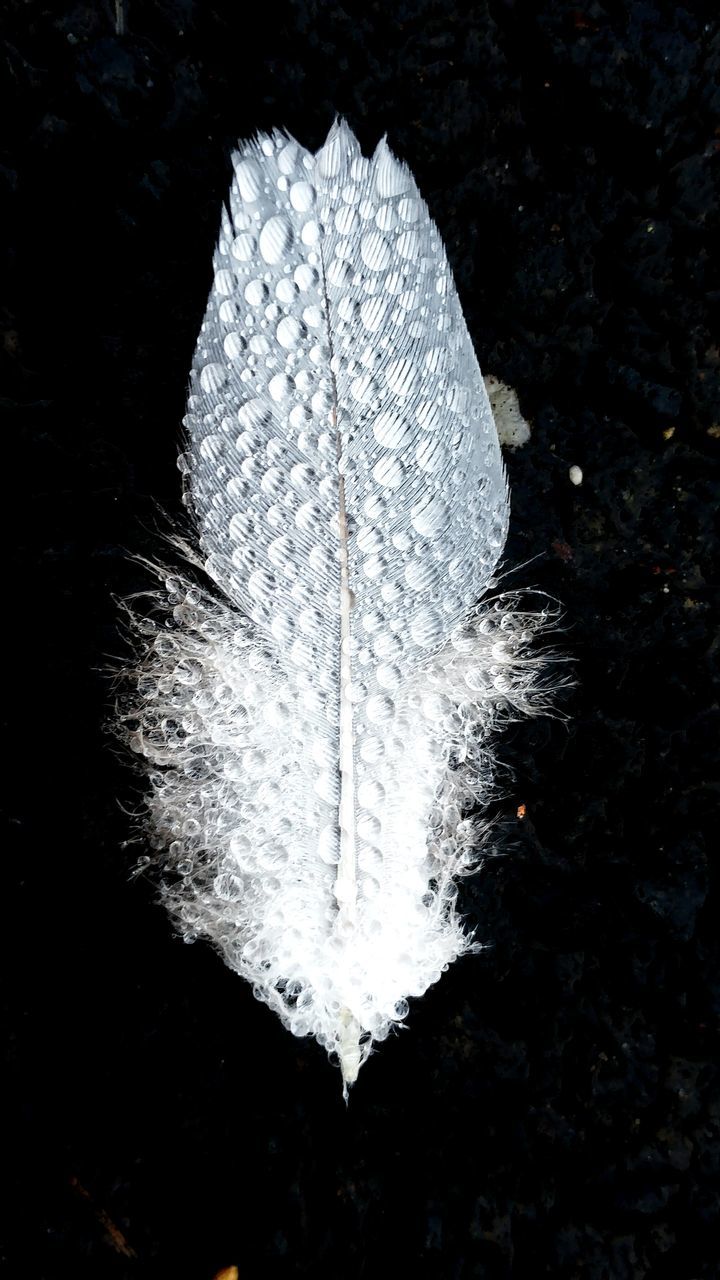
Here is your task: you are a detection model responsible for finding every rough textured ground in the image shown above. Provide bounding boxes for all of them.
[4,2,719,1277]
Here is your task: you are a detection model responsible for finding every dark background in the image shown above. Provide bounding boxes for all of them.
[4,2,720,1276]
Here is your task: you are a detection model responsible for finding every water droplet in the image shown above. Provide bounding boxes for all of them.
[356,525,383,554]
[335,205,358,236]
[317,824,340,864]
[229,511,256,540]
[361,553,386,580]
[327,259,351,287]
[397,231,420,261]
[249,334,270,355]
[385,358,416,396]
[235,433,257,465]
[259,215,293,264]
[404,559,436,591]
[302,305,323,329]
[276,316,305,349]
[218,299,241,324]
[315,132,344,180]
[350,373,377,404]
[410,607,444,649]
[214,872,244,901]
[290,462,316,493]
[358,813,381,842]
[373,407,411,450]
[372,456,404,489]
[289,404,312,431]
[425,346,447,374]
[300,219,321,245]
[199,363,226,393]
[360,297,387,332]
[416,436,442,472]
[398,197,420,223]
[268,373,293,402]
[176,657,203,685]
[278,142,299,176]
[294,263,318,291]
[231,208,252,233]
[376,662,402,689]
[363,491,388,520]
[238,399,271,430]
[223,332,245,360]
[411,493,449,537]
[289,180,315,212]
[360,231,391,272]
[231,232,256,261]
[244,278,268,306]
[261,466,285,499]
[234,158,263,202]
[214,269,236,296]
[416,401,442,431]
[384,271,406,296]
[375,204,397,232]
[366,694,395,723]
[248,569,276,603]
[356,773,384,803]
[350,155,369,182]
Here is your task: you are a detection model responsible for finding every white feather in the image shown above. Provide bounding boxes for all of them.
[123,120,556,1093]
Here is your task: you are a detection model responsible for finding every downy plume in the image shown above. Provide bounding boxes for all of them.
[120,121,560,1094]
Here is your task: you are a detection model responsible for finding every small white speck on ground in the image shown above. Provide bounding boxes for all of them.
[484,376,532,449]
[569,464,583,486]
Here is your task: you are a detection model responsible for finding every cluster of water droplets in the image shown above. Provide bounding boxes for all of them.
[186,120,506,674]
[123,123,542,1078]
